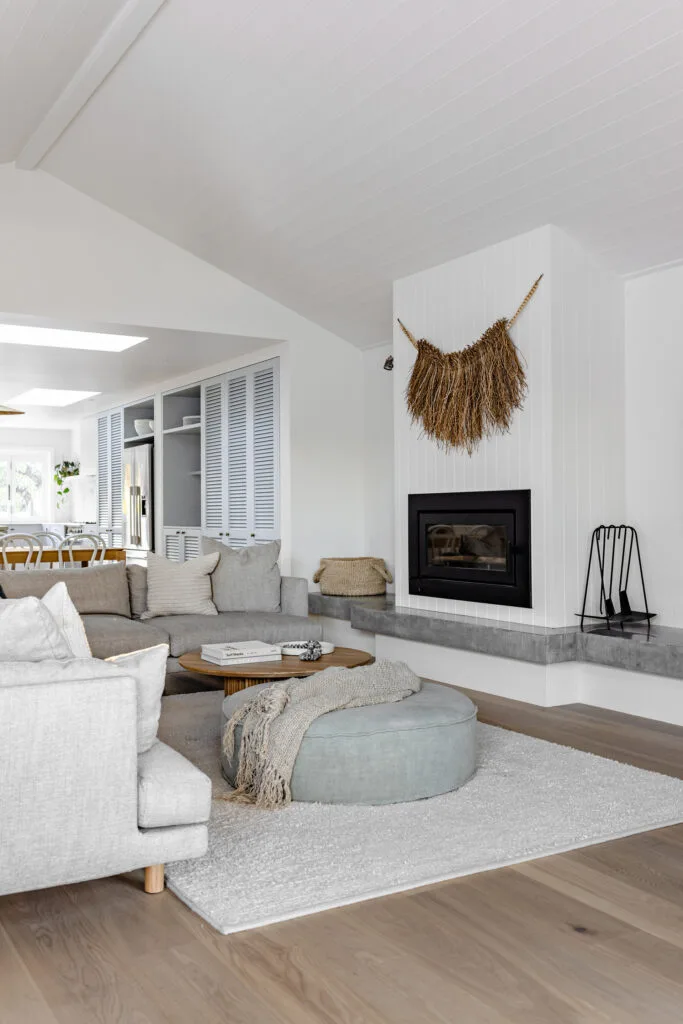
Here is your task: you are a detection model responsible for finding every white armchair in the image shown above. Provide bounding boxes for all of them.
[0,658,210,896]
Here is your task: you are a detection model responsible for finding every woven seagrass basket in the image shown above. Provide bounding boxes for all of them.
[313,557,393,597]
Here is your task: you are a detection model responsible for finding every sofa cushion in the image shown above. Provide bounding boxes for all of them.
[153,611,323,657]
[201,538,281,613]
[107,644,168,753]
[141,551,219,619]
[137,740,211,827]
[0,562,131,617]
[83,614,170,660]
[127,564,148,619]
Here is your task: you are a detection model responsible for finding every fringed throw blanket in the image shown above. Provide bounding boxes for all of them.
[222,660,421,809]
[398,275,542,455]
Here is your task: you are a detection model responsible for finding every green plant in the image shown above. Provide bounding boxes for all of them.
[54,459,80,510]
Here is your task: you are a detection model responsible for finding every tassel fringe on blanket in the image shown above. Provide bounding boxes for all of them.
[398,275,542,455]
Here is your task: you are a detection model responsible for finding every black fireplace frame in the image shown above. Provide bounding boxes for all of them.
[408,489,532,607]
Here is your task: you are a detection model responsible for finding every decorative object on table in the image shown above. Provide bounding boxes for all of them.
[398,274,543,455]
[134,419,152,436]
[278,640,335,656]
[200,641,282,667]
[222,660,422,808]
[182,415,201,427]
[299,640,323,661]
[383,354,394,371]
[0,404,23,415]
[53,458,80,509]
[578,525,655,632]
[313,556,392,596]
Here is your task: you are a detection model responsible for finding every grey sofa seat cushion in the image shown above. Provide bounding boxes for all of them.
[154,611,323,657]
[0,562,131,617]
[137,740,211,828]
[83,615,170,660]
[201,537,281,612]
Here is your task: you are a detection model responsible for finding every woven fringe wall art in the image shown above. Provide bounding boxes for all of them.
[398,275,543,455]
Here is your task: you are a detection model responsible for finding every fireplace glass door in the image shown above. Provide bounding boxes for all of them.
[409,491,531,607]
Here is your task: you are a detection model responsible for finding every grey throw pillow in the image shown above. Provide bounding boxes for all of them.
[141,551,219,619]
[0,562,131,617]
[201,538,281,612]
[127,564,148,619]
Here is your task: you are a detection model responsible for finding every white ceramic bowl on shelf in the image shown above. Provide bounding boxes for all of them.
[134,419,151,436]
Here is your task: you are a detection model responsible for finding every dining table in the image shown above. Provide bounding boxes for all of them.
[0,548,126,569]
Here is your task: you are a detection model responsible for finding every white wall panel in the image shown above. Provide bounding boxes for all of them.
[393,226,624,626]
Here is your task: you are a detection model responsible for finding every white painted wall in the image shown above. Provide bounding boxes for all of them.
[0,165,365,583]
[625,265,683,627]
[362,346,394,582]
[393,226,624,627]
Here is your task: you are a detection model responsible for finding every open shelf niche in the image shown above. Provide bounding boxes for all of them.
[161,384,202,528]
[123,398,155,445]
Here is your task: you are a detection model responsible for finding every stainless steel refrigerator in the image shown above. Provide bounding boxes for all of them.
[122,443,153,552]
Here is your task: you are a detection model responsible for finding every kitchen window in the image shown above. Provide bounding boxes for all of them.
[0,449,52,522]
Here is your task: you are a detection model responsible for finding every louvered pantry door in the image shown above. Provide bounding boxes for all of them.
[201,379,225,537]
[225,373,250,546]
[97,415,110,535]
[109,409,123,547]
[252,362,279,541]
[163,529,183,563]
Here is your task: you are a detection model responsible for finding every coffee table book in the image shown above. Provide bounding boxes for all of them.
[200,641,282,667]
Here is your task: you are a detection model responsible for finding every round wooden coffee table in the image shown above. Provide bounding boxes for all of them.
[178,646,374,695]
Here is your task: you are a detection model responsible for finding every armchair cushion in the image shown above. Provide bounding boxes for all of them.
[0,597,72,661]
[106,645,169,753]
[41,582,91,658]
[137,740,211,828]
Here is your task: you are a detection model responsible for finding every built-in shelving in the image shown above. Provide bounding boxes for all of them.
[162,423,201,436]
[123,432,154,444]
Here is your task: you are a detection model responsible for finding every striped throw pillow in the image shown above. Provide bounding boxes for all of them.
[141,551,219,619]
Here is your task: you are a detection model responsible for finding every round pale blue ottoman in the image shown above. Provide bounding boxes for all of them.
[221,681,477,805]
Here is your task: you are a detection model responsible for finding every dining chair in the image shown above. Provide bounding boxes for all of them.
[0,534,44,570]
[57,533,107,568]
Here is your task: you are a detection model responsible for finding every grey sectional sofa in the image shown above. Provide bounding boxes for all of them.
[1,562,322,683]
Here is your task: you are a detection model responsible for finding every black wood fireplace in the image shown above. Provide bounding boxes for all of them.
[408,489,531,607]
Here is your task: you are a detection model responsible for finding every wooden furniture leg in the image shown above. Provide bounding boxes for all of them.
[144,864,165,894]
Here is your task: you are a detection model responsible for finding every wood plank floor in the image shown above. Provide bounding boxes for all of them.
[3,691,683,1024]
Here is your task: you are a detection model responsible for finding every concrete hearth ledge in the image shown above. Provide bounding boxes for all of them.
[308,594,683,679]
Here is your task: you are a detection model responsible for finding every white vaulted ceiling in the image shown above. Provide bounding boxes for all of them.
[0,0,131,162]
[18,0,683,345]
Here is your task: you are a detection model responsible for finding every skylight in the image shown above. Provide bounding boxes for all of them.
[10,389,101,407]
[0,325,147,352]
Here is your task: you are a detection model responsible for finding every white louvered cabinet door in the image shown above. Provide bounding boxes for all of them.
[201,379,225,537]
[252,362,279,541]
[109,409,123,539]
[225,373,250,545]
[163,528,183,563]
[183,530,201,560]
[97,414,110,533]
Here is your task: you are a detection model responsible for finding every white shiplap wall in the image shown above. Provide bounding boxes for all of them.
[393,225,624,627]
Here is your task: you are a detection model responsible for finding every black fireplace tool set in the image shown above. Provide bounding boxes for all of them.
[578,525,655,632]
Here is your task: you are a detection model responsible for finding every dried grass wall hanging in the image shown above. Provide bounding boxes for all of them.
[398,275,543,455]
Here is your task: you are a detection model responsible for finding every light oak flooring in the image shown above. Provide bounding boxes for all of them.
[3,690,683,1024]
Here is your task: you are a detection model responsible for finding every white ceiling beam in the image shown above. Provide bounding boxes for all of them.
[15,0,167,170]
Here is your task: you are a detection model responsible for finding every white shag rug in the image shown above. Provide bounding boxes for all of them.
[159,692,683,935]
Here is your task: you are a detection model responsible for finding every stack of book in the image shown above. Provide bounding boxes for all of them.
[200,641,282,667]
